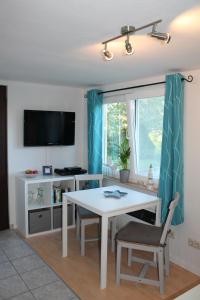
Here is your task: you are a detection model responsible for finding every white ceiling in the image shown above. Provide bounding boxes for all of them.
[0,0,199,87]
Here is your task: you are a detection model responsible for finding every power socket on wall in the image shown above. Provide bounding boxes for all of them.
[188,238,200,250]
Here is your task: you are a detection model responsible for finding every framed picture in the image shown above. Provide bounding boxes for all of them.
[42,165,53,176]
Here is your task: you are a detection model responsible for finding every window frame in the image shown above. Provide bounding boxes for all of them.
[103,87,164,183]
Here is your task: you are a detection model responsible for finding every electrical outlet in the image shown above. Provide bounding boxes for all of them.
[193,240,200,249]
[188,238,200,250]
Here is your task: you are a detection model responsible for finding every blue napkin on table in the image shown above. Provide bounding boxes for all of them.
[104,190,128,199]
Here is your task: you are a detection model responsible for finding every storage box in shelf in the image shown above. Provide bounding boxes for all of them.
[53,205,73,228]
[29,208,51,234]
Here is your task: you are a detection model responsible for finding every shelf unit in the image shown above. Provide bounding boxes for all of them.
[16,173,75,238]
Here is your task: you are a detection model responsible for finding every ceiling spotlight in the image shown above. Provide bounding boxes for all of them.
[102,43,113,61]
[149,24,171,44]
[101,19,171,60]
[125,34,134,55]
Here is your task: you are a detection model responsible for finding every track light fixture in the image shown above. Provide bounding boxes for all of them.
[125,34,134,55]
[149,24,171,44]
[101,19,170,61]
[102,43,113,61]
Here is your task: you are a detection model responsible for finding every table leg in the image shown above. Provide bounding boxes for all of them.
[111,216,117,252]
[62,196,68,257]
[100,215,108,289]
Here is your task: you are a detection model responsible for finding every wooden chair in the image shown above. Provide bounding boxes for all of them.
[116,193,180,294]
[75,174,117,256]
[75,174,103,256]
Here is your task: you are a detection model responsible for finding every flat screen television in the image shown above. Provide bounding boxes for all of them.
[24,110,75,146]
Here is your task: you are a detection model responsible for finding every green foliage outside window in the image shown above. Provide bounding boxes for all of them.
[105,102,128,168]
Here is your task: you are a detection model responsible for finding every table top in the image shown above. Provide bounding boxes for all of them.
[63,185,159,217]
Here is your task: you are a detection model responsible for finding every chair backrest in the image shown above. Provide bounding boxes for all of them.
[160,192,180,245]
[75,174,103,191]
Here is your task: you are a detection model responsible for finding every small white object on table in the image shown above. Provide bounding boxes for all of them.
[62,185,160,289]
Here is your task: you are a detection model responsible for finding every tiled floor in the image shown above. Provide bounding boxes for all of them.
[0,230,80,300]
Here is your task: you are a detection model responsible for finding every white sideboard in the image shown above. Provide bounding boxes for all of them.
[16,174,75,238]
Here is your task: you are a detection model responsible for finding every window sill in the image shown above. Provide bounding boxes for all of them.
[103,175,158,196]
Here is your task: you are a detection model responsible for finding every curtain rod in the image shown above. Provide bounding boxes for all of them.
[84,75,193,98]
[97,75,193,96]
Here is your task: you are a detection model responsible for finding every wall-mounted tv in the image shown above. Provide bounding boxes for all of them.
[24,110,75,146]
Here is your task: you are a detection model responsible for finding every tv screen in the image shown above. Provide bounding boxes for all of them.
[24,110,75,146]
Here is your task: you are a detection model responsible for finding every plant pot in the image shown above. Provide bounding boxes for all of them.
[119,169,130,183]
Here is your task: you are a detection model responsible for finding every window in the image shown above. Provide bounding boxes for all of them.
[103,102,128,176]
[103,96,164,180]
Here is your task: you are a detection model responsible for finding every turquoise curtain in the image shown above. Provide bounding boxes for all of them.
[158,73,184,225]
[87,89,103,188]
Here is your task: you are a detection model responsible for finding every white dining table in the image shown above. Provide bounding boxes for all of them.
[62,185,160,289]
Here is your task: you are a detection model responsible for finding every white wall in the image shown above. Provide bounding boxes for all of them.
[0,80,87,227]
[171,69,200,276]
[2,68,200,276]
[101,69,200,276]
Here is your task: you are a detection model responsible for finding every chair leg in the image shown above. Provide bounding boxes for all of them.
[116,242,122,285]
[153,251,157,263]
[164,238,170,276]
[80,220,85,256]
[76,210,80,240]
[128,248,132,266]
[158,248,165,294]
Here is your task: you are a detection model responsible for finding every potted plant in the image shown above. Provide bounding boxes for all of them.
[119,137,131,183]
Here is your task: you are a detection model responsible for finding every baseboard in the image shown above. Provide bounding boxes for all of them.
[171,255,200,276]
[9,224,16,229]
